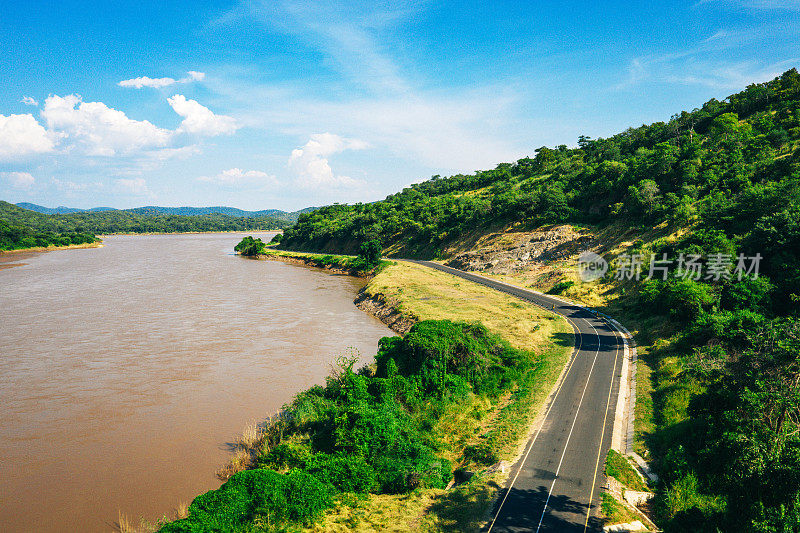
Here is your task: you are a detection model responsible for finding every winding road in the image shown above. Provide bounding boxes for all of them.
[405,260,627,533]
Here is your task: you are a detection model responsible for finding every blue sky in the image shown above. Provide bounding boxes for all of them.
[0,0,797,211]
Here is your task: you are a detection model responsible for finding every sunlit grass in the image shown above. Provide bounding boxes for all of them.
[363,261,571,355]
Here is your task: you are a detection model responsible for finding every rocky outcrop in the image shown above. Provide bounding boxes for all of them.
[354,291,416,335]
[445,225,593,274]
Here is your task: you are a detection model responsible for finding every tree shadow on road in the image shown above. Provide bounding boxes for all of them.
[483,484,604,532]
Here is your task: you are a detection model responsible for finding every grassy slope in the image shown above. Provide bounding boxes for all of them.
[256,256,573,532]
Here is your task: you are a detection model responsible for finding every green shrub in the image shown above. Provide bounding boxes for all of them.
[234,236,267,256]
[305,452,376,493]
[257,442,311,471]
[463,442,498,466]
[158,469,332,532]
[547,280,575,294]
[639,278,716,321]
[376,320,527,398]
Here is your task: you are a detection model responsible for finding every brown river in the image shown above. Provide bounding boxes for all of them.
[0,233,393,532]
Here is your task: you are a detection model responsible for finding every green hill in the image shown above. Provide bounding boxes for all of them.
[283,69,800,263]
[16,202,316,223]
[280,69,800,531]
[0,201,292,251]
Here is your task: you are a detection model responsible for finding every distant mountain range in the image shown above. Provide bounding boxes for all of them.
[16,203,316,223]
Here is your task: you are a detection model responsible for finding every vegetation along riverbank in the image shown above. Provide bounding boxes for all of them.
[155,243,572,532]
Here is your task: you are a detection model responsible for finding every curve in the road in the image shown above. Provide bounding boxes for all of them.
[402,260,626,533]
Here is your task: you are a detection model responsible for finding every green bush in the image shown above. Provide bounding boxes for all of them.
[257,442,311,471]
[463,442,498,466]
[376,321,527,398]
[639,278,717,321]
[547,280,575,294]
[234,236,267,256]
[305,452,376,493]
[159,469,332,532]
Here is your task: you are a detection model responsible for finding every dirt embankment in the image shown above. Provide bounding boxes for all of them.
[444,225,594,275]
[353,291,416,335]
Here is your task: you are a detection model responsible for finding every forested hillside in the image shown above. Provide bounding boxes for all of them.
[17,202,316,223]
[0,201,289,236]
[0,218,97,251]
[283,68,800,260]
[281,70,800,531]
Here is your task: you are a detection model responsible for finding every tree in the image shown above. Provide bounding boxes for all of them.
[357,239,382,270]
[234,236,266,256]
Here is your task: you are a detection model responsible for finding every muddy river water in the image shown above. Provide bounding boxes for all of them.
[0,233,392,532]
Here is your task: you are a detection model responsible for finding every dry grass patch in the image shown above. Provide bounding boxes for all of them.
[363,261,571,355]
[237,419,263,450]
[114,511,159,533]
[309,490,443,532]
[216,421,267,480]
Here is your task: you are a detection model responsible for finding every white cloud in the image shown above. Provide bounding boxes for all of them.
[51,177,91,192]
[119,76,177,89]
[21,96,38,106]
[0,113,56,160]
[0,171,35,189]
[209,3,526,171]
[114,177,149,195]
[616,55,796,90]
[142,144,201,162]
[288,132,367,188]
[119,71,207,89]
[198,167,277,186]
[220,1,418,93]
[42,94,172,156]
[167,94,239,136]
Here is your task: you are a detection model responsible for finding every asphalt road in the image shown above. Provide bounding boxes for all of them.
[405,260,625,533]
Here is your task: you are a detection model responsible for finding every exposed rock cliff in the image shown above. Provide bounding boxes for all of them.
[445,225,593,275]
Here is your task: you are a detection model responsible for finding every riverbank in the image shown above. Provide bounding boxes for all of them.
[318,260,573,532]
[174,250,573,533]
[247,248,390,278]
[0,241,104,254]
